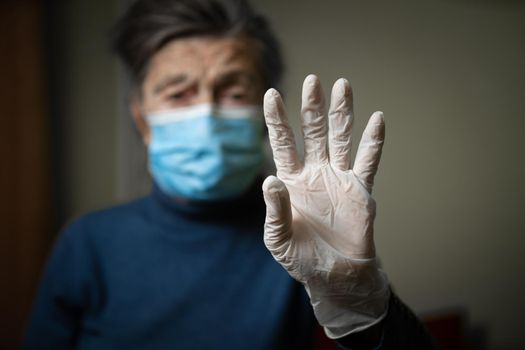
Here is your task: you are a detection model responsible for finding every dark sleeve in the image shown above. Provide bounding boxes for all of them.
[24,218,96,350]
[336,291,440,350]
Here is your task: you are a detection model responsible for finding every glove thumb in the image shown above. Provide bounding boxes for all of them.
[262,175,293,257]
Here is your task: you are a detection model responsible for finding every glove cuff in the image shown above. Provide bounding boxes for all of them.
[306,265,391,339]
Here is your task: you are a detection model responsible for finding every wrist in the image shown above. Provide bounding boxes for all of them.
[336,320,385,350]
[307,267,391,339]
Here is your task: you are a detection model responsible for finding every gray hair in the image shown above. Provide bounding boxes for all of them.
[111,0,284,91]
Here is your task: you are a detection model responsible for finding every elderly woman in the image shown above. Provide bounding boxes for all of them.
[25,1,438,349]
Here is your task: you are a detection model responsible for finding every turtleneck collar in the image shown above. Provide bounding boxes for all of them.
[150,177,266,224]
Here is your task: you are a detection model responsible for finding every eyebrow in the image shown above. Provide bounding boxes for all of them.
[215,71,257,87]
[153,74,189,95]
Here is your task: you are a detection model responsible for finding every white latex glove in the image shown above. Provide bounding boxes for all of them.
[262,75,390,339]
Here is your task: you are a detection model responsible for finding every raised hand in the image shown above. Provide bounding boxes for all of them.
[262,75,390,338]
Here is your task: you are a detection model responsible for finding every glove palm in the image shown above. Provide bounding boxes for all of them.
[262,75,390,338]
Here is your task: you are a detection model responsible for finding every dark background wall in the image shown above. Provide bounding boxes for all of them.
[1,0,524,348]
[0,0,53,347]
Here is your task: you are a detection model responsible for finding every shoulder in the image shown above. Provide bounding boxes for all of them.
[60,195,152,247]
[80,196,149,226]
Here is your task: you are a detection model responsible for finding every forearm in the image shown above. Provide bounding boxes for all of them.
[336,320,383,350]
[335,291,440,350]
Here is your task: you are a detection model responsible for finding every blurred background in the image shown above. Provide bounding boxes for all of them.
[1,0,524,348]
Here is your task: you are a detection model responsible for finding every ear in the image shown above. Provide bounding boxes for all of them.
[131,95,151,144]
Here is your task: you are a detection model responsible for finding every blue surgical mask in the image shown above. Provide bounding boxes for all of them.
[145,103,264,201]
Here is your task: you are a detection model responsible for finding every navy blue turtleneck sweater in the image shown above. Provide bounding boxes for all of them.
[25,183,316,349]
[25,182,440,350]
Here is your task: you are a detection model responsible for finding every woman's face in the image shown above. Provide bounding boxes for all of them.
[133,35,265,143]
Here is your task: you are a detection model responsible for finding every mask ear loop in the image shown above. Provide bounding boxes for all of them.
[130,95,151,145]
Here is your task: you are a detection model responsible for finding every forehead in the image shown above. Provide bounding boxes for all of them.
[144,35,261,86]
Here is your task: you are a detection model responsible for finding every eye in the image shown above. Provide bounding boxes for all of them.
[218,86,251,105]
[228,92,246,100]
[169,90,190,101]
[165,87,197,107]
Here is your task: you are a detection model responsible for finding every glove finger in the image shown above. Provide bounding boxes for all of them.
[328,78,354,171]
[264,89,302,176]
[301,74,328,165]
[353,111,385,192]
[262,175,293,257]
